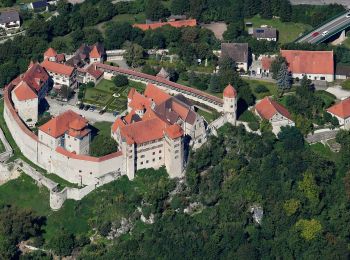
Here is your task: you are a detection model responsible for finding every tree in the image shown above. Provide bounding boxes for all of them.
[223,22,245,41]
[145,0,170,21]
[276,62,292,93]
[279,0,292,22]
[209,74,221,93]
[270,56,286,80]
[260,119,272,133]
[124,43,145,68]
[278,126,304,150]
[295,219,322,241]
[49,231,75,256]
[260,0,272,19]
[283,199,301,216]
[171,0,189,15]
[90,135,118,157]
[112,75,129,88]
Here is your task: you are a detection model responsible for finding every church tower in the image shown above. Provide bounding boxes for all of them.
[223,84,237,125]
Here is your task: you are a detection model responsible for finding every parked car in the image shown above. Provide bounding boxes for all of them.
[79,104,84,110]
[84,105,90,111]
[312,32,319,37]
[113,111,119,117]
[346,13,350,18]
[322,31,329,36]
[89,106,95,111]
[99,110,105,115]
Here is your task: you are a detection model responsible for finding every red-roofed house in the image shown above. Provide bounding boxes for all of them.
[133,19,197,31]
[76,65,104,84]
[327,98,350,129]
[11,81,38,127]
[38,110,91,154]
[281,50,334,82]
[41,59,76,87]
[254,97,294,134]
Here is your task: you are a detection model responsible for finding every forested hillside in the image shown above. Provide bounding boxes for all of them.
[78,125,350,259]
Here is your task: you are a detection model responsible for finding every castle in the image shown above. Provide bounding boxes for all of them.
[3,47,237,208]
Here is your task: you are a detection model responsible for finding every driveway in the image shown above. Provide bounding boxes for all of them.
[325,85,350,100]
[47,99,117,123]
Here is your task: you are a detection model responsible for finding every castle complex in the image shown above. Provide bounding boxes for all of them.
[3,45,237,208]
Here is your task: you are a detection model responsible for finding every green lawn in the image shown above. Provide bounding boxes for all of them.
[245,15,312,44]
[93,121,113,136]
[197,109,218,123]
[244,78,278,99]
[309,143,337,162]
[95,79,116,93]
[238,110,259,123]
[0,139,5,153]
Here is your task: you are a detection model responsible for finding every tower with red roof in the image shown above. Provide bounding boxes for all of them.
[223,84,237,124]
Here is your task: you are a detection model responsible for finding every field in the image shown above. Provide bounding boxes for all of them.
[83,79,146,112]
[245,15,312,43]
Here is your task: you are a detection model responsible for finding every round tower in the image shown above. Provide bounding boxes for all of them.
[223,84,237,124]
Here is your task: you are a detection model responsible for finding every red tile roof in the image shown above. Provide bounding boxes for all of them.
[41,60,75,76]
[22,63,49,92]
[56,146,122,162]
[90,45,102,59]
[144,83,171,105]
[44,47,57,58]
[56,53,65,63]
[223,84,237,98]
[134,19,197,31]
[255,97,292,120]
[39,110,88,138]
[128,89,152,111]
[261,57,274,70]
[165,124,183,139]
[281,50,334,75]
[13,81,37,101]
[86,65,103,79]
[327,98,350,119]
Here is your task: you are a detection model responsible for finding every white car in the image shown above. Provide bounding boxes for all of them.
[346,13,350,18]
[322,31,329,36]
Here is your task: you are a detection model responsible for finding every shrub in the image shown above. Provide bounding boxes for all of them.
[254,84,269,94]
[248,121,259,131]
[98,221,111,237]
[112,75,129,88]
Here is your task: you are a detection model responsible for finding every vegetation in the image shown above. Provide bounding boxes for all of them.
[90,135,118,157]
[341,79,350,90]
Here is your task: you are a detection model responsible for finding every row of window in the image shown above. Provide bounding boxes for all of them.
[139,157,162,165]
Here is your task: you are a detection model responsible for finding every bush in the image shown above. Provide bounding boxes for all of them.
[248,121,259,131]
[98,221,111,237]
[254,84,269,94]
[90,135,118,157]
[112,75,129,88]
[341,79,350,90]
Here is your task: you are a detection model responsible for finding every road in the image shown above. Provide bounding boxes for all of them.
[297,12,350,43]
[290,0,350,8]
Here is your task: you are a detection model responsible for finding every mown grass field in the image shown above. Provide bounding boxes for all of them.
[245,15,312,44]
[244,78,278,99]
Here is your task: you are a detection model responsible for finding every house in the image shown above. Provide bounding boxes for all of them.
[255,97,295,134]
[335,64,350,80]
[221,43,249,72]
[327,98,350,129]
[253,27,277,41]
[133,19,197,31]
[251,55,275,76]
[111,83,207,177]
[41,59,76,87]
[281,50,334,82]
[10,62,50,127]
[0,11,20,30]
[65,43,105,67]
[38,110,91,155]
[76,64,104,84]
[29,0,48,12]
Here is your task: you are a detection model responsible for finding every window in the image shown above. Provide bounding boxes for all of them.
[152,159,155,162]
[175,150,179,154]
[159,157,162,160]
[175,155,179,159]
[140,162,143,165]
[140,155,145,158]
[152,152,155,155]
[146,160,149,163]
[159,150,162,153]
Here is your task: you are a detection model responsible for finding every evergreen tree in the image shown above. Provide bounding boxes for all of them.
[260,0,272,19]
[244,0,260,18]
[279,0,292,22]
[171,0,189,15]
[209,74,221,93]
[270,56,287,80]
[276,62,292,93]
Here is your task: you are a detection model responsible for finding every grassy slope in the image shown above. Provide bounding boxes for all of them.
[244,78,278,99]
[245,15,312,44]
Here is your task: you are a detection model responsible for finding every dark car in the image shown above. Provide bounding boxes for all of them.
[99,110,105,115]
[79,104,84,110]
[84,105,90,111]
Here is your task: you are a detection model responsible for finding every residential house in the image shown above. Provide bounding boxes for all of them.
[41,59,76,87]
[252,27,277,41]
[38,110,91,155]
[327,98,350,129]
[281,50,334,82]
[76,64,104,84]
[0,11,20,30]
[221,43,249,72]
[335,64,350,80]
[254,96,295,134]
[29,0,48,12]
[65,43,105,67]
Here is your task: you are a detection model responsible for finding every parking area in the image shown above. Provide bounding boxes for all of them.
[47,99,119,123]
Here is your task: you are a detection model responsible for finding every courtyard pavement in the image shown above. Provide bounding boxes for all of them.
[47,99,117,123]
[325,86,350,100]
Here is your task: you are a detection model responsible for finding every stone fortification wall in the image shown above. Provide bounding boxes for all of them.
[3,84,126,187]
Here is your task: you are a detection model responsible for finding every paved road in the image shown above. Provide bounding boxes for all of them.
[297,12,350,43]
[290,0,350,7]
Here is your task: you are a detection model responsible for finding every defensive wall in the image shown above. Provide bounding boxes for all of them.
[3,84,127,188]
[95,63,224,112]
